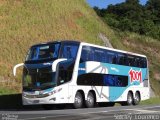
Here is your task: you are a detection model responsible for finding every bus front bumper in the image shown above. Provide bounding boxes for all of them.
[22,94,66,105]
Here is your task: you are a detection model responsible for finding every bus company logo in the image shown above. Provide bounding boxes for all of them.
[129,68,142,83]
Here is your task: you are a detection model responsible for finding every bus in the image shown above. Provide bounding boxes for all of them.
[13,40,150,109]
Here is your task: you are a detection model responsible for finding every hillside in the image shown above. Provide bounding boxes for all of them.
[0,0,119,93]
[0,0,160,96]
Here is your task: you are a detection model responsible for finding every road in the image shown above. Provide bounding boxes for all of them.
[0,105,160,120]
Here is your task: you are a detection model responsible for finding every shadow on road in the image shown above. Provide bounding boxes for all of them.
[0,94,42,111]
[0,94,119,111]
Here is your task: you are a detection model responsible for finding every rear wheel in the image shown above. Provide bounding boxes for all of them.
[73,92,83,109]
[85,92,95,108]
[133,92,140,105]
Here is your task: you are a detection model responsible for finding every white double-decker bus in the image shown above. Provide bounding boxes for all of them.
[13,40,150,109]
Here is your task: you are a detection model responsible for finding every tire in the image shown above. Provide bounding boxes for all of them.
[121,92,133,106]
[126,92,133,105]
[73,92,83,109]
[85,92,95,108]
[133,92,140,105]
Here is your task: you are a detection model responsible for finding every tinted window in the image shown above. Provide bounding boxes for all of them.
[107,52,117,64]
[57,60,75,85]
[117,54,127,65]
[77,73,128,87]
[143,58,147,68]
[80,46,147,68]
[80,46,93,63]
[103,75,128,87]
[94,48,106,62]
[127,56,134,66]
[61,43,79,60]
[26,43,60,61]
[77,73,103,86]
[139,58,147,68]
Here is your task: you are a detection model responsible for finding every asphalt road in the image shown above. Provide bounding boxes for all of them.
[0,105,160,120]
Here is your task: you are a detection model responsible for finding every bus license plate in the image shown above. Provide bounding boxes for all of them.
[33,100,39,103]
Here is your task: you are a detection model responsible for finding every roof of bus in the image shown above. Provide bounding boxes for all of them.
[80,42,147,58]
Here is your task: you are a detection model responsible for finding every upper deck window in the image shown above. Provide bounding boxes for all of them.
[60,43,79,60]
[26,43,60,61]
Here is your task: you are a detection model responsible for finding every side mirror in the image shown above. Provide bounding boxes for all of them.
[13,63,24,76]
[52,59,67,72]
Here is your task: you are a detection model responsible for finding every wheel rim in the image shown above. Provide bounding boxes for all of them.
[87,95,94,105]
[135,96,139,101]
[135,94,140,103]
[128,94,132,104]
[75,96,82,106]
[86,93,95,107]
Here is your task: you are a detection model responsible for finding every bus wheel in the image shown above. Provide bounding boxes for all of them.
[126,92,133,105]
[73,92,83,109]
[85,92,95,108]
[121,92,133,106]
[133,92,140,105]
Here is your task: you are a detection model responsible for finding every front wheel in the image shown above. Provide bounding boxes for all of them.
[73,92,83,109]
[85,92,95,108]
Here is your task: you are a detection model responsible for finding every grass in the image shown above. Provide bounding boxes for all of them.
[0,87,16,95]
[140,97,160,105]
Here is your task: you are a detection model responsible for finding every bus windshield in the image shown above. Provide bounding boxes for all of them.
[23,66,56,91]
[26,43,60,61]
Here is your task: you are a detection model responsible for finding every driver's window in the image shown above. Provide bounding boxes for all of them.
[57,61,75,85]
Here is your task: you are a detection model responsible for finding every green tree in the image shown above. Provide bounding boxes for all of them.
[94,0,160,40]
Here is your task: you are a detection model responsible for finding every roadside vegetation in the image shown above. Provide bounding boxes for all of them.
[140,97,160,105]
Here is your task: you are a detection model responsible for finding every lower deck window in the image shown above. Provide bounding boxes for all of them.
[77,73,128,87]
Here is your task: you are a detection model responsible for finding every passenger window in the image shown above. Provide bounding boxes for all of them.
[143,59,147,68]
[127,56,134,66]
[94,48,105,62]
[107,52,116,64]
[80,46,94,63]
[139,58,147,68]
[81,46,90,62]
[117,54,125,65]
[61,44,79,60]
